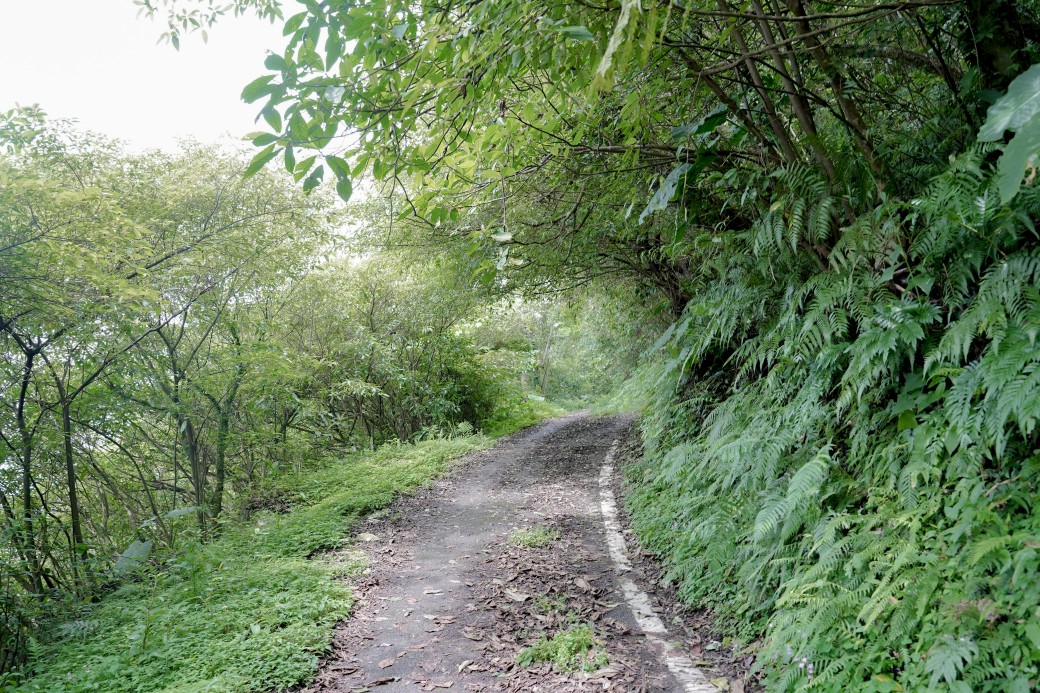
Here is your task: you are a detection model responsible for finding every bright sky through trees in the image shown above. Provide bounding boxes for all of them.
[0,1,282,150]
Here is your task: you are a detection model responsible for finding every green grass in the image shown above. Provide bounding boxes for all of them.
[482,395,568,437]
[14,436,492,693]
[516,623,609,673]
[508,525,558,548]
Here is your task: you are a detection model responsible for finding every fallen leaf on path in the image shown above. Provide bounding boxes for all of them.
[364,677,397,687]
[710,677,730,691]
[357,533,380,542]
[503,589,530,602]
[424,589,443,595]
[731,680,746,693]
[378,658,396,669]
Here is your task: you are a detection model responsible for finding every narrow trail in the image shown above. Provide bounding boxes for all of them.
[305,413,730,692]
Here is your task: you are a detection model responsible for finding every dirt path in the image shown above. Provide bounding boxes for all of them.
[305,413,742,693]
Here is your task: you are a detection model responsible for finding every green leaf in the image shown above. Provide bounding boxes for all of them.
[241,75,276,103]
[1026,619,1040,650]
[250,132,279,146]
[326,155,350,179]
[302,164,324,193]
[372,158,392,181]
[639,163,691,224]
[244,144,278,177]
[925,635,977,688]
[113,539,153,576]
[163,506,200,520]
[283,11,307,36]
[336,176,353,203]
[262,105,282,132]
[996,110,1040,203]
[979,64,1040,141]
[284,145,296,173]
[327,155,352,201]
[264,53,288,72]
[556,25,595,41]
[294,155,316,181]
[391,23,407,39]
[671,107,729,142]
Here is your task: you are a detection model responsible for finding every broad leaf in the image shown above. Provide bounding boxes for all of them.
[979,63,1040,141]
[336,177,353,202]
[241,75,276,103]
[996,110,1040,202]
[244,144,278,177]
[671,107,729,142]
[639,163,693,224]
[113,539,152,576]
[556,25,595,41]
[263,53,288,72]
[302,165,324,193]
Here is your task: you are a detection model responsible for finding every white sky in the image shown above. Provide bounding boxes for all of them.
[0,0,286,151]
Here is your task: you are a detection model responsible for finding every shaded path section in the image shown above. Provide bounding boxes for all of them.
[305,413,717,692]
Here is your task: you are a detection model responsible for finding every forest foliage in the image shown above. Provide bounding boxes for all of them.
[0,106,626,688]
[139,0,1040,689]
[7,0,1040,690]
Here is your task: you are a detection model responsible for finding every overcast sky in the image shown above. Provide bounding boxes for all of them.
[0,1,285,151]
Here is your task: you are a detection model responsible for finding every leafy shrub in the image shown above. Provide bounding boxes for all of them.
[627,151,1040,691]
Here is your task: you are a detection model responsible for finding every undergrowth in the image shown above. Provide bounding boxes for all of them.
[483,395,569,437]
[509,525,559,548]
[626,152,1040,691]
[516,623,608,672]
[12,435,492,692]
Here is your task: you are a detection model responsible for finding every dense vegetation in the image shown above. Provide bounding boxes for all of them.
[6,0,1040,690]
[143,0,1040,689]
[0,107,629,688]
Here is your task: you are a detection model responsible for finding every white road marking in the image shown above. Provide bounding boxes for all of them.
[599,441,719,693]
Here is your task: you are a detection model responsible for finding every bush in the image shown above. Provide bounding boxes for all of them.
[627,153,1040,691]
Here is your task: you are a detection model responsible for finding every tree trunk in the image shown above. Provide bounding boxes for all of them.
[15,351,44,595]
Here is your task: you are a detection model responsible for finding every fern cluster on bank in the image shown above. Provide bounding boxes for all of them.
[628,150,1040,691]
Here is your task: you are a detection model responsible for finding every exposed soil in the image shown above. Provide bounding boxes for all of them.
[302,413,751,693]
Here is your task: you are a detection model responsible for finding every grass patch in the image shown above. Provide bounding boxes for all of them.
[482,395,568,437]
[516,623,609,673]
[508,525,558,548]
[15,435,491,693]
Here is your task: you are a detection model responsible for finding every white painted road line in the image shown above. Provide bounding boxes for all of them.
[599,441,719,693]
